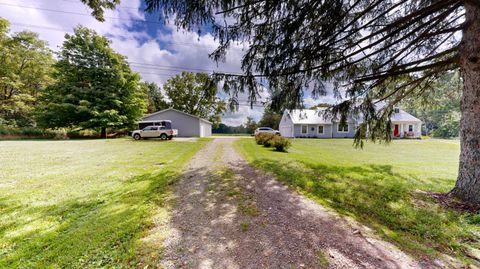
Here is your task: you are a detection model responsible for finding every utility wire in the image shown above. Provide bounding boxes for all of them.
[0,0,213,30]
[0,1,164,26]
[61,0,139,10]
[7,23,246,75]
[8,22,239,50]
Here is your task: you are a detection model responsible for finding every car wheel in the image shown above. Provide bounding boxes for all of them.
[160,133,167,140]
[133,134,141,140]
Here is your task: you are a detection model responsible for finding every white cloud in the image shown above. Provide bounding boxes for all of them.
[0,0,336,126]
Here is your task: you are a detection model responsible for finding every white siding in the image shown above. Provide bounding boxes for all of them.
[279,111,295,137]
[142,109,212,137]
[199,120,212,137]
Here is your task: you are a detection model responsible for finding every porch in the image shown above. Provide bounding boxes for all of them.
[393,122,422,138]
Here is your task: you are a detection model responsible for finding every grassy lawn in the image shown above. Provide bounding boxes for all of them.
[0,138,208,268]
[236,138,480,264]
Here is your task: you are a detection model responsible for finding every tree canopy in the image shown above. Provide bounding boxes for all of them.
[258,109,281,129]
[36,26,147,138]
[80,0,480,203]
[0,18,54,127]
[163,72,226,127]
[142,81,169,113]
[402,71,461,138]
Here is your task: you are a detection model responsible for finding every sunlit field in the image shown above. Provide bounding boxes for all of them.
[236,138,479,264]
[0,138,208,268]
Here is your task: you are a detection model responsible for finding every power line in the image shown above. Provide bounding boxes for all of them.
[61,0,140,10]
[0,1,162,26]
[129,63,243,75]
[0,0,214,30]
[8,22,232,50]
[8,23,247,75]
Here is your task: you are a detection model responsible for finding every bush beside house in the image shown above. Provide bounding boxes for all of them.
[255,133,291,152]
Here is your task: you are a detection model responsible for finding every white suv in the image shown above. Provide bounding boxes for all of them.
[254,127,280,136]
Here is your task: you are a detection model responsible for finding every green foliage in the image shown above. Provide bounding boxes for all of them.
[80,0,120,21]
[402,72,461,138]
[255,133,291,151]
[163,72,226,128]
[212,123,248,134]
[244,116,258,134]
[236,139,479,264]
[36,26,147,135]
[130,0,466,147]
[258,109,281,129]
[254,133,275,145]
[310,103,332,109]
[271,136,291,152]
[263,136,274,147]
[141,81,168,113]
[0,125,67,139]
[0,18,54,127]
[0,138,207,268]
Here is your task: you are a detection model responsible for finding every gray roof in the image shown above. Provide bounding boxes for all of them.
[286,109,334,124]
[390,109,422,122]
[142,108,213,124]
[285,107,421,124]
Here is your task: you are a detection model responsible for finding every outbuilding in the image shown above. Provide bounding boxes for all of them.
[140,108,212,137]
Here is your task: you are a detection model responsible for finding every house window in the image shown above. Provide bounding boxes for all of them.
[318,125,324,134]
[409,125,413,132]
[301,125,307,134]
[338,123,349,133]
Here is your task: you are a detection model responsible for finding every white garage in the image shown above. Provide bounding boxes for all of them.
[140,108,212,137]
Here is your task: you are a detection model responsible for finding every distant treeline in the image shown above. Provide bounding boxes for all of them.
[212,123,249,134]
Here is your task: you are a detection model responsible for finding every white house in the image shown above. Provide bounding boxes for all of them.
[279,107,422,138]
[140,108,212,137]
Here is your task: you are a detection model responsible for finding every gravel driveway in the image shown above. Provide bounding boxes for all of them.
[161,138,446,269]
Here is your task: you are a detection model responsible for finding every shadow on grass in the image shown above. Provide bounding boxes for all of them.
[0,170,178,268]
[250,158,478,260]
[166,160,454,268]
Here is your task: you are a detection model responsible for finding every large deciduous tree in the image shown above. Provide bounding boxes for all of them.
[141,81,169,113]
[402,72,462,138]
[36,26,147,138]
[258,109,282,129]
[163,72,226,127]
[0,18,54,127]
[83,1,480,203]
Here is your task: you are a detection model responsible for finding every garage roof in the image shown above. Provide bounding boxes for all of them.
[142,108,213,124]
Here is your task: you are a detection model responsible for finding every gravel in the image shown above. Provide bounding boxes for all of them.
[161,138,447,269]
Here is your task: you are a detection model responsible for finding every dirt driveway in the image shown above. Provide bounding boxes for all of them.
[161,138,445,268]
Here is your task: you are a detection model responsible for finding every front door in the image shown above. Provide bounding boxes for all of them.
[394,124,399,137]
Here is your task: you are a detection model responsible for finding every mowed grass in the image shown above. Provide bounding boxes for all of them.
[0,138,208,268]
[236,138,480,263]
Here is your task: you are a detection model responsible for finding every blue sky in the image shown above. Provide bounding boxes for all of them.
[0,0,335,125]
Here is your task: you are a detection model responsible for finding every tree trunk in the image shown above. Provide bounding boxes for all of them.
[100,127,107,139]
[450,1,480,204]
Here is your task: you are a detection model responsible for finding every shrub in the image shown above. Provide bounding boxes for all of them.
[255,133,275,145]
[272,136,291,152]
[263,136,275,147]
[67,129,100,139]
[0,126,68,139]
